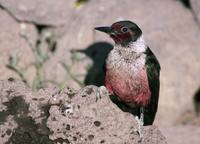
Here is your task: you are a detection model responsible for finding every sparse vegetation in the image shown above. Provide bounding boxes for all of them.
[6,24,84,90]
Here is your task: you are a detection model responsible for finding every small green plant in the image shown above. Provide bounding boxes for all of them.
[7,25,57,90]
[75,0,89,8]
[6,24,84,90]
[6,54,28,84]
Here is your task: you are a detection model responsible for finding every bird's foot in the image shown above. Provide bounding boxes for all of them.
[134,116,144,142]
[95,86,110,102]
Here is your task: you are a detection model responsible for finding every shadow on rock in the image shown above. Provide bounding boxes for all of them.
[179,0,191,8]
[175,87,200,126]
[74,41,113,86]
[2,96,53,144]
[194,87,200,116]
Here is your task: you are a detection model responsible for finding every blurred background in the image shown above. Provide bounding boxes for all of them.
[0,0,200,143]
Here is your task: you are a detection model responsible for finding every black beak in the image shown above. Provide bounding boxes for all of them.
[94,26,113,34]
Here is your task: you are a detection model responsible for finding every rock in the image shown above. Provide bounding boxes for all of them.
[57,0,200,126]
[161,125,200,144]
[191,0,200,26]
[0,0,200,135]
[0,0,77,26]
[0,8,37,85]
[0,79,167,144]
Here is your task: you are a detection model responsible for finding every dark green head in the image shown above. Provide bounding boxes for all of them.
[95,20,142,46]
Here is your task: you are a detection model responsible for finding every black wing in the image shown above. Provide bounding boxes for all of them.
[143,47,161,125]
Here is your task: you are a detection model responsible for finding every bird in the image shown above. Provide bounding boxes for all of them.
[95,20,160,138]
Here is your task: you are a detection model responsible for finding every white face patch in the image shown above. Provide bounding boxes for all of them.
[129,35,146,53]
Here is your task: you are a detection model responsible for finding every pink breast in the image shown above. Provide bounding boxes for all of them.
[105,67,151,106]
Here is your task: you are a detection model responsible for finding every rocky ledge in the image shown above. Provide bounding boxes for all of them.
[0,79,167,144]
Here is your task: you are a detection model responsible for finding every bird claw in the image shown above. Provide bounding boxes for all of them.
[95,90,101,102]
[95,86,110,102]
[134,116,142,134]
[134,115,144,142]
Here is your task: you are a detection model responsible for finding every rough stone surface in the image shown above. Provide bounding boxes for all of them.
[1,0,200,120]
[0,8,37,84]
[56,0,200,126]
[191,0,200,26]
[0,80,167,144]
[0,0,200,143]
[161,125,200,144]
[0,0,77,26]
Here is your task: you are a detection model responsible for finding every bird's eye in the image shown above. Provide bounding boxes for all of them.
[121,27,128,33]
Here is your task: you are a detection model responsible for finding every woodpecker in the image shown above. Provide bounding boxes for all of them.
[95,21,160,138]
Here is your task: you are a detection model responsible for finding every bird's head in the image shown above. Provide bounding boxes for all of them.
[95,21,142,47]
